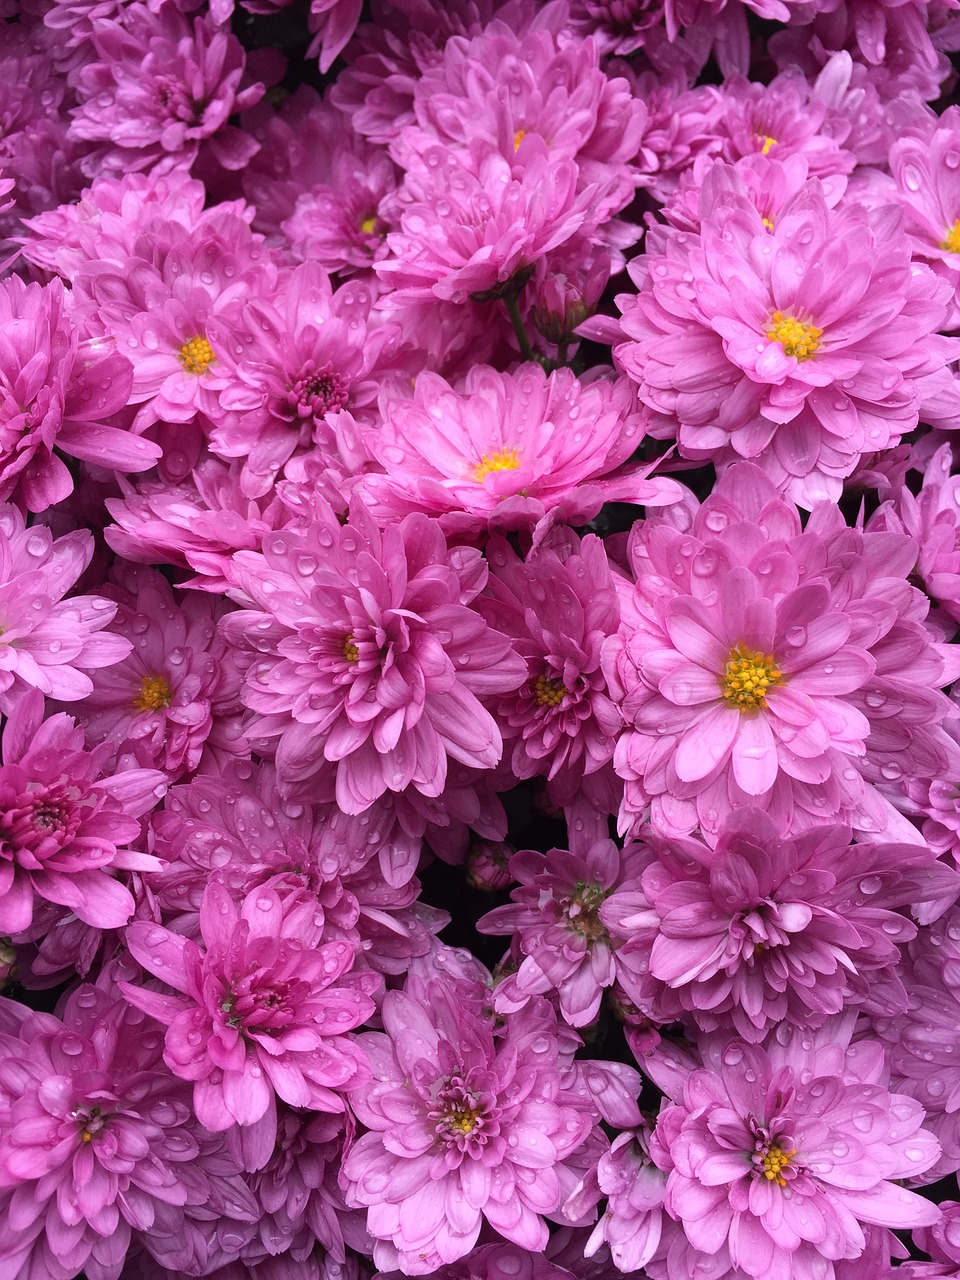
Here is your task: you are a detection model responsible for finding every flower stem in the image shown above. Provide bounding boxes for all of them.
[504,292,535,362]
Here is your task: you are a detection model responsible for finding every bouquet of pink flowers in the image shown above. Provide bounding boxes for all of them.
[4,0,960,1276]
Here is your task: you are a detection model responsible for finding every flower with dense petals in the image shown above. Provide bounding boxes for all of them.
[479,532,621,805]
[0,506,132,714]
[0,689,163,938]
[69,2,270,177]
[376,139,598,304]
[651,1018,941,1280]
[0,976,258,1280]
[223,501,526,810]
[340,976,599,1273]
[378,1242,582,1280]
[479,833,646,1027]
[77,565,245,777]
[208,265,401,497]
[0,277,160,512]
[357,364,680,542]
[612,169,960,505]
[604,464,960,841]
[122,878,377,1137]
[602,808,960,1041]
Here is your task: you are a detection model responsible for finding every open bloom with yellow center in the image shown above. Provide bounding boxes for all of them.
[341,975,601,1274]
[603,463,960,842]
[612,166,960,506]
[652,1020,941,1280]
[357,362,680,542]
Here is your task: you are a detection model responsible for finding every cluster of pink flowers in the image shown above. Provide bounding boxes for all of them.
[5,0,960,1278]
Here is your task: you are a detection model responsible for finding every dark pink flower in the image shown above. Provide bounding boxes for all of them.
[0,689,163,937]
[122,878,377,1136]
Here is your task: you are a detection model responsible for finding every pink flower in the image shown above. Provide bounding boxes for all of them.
[0,505,132,713]
[340,976,600,1273]
[602,808,959,1041]
[122,878,377,1136]
[612,168,960,505]
[652,1017,941,1280]
[0,689,163,937]
[604,464,960,842]
[76,565,246,777]
[70,2,269,177]
[357,364,680,542]
[376,140,597,304]
[478,531,622,805]
[0,277,159,512]
[223,501,526,809]
[208,264,401,498]
[0,974,258,1280]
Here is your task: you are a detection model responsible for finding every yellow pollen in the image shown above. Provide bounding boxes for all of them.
[179,335,216,375]
[343,635,360,663]
[762,215,775,231]
[722,643,784,712]
[80,1130,93,1143]
[534,674,567,707]
[757,134,777,155]
[446,1108,479,1134]
[133,674,172,713]
[473,447,521,483]
[513,129,526,151]
[360,214,378,235]
[761,1144,796,1186]
[942,220,960,254]
[766,310,822,361]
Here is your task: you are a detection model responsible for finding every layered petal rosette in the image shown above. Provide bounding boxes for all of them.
[649,1018,941,1280]
[121,878,377,1137]
[340,976,600,1274]
[357,364,680,542]
[610,167,960,505]
[603,464,960,840]
[222,500,526,809]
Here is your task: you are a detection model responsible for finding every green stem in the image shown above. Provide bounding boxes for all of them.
[504,292,534,363]
[557,341,569,368]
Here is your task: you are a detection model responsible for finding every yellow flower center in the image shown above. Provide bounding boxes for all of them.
[942,220,960,254]
[722,643,784,712]
[757,134,777,155]
[473,447,521,483]
[343,635,360,663]
[179,335,216,375]
[766,311,822,361]
[760,1143,796,1186]
[513,129,526,151]
[762,215,775,231]
[533,674,567,707]
[360,214,378,235]
[445,1107,479,1134]
[133,674,172,712]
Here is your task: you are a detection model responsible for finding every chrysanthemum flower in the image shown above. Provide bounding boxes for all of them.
[76,565,246,777]
[0,689,162,938]
[122,878,377,1136]
[651,1017,941,1280]
[612,172,960,505]
[477,532,622,804]
[357,364,679,542]
[478,833,648,1027]
[223,500,526,810]
[208,264,401,498]
[0,976,258,1280]
[603,464,960,841]
[0,506,132,713]
[340,976,600,1273]
[0,277,160,512]
[602,808,959,1041]
[69,2,269,177]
